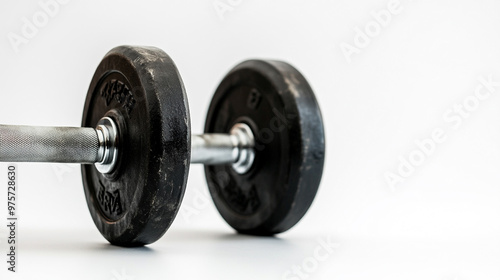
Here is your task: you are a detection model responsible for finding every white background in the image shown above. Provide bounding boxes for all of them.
[1,0,500,279]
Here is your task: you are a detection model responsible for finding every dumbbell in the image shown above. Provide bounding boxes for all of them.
[0,46,325,247]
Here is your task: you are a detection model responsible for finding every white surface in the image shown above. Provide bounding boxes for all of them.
[1,0,500,279]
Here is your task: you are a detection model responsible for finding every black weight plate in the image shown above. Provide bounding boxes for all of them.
[81,46,190,246]
[204,60,325,235]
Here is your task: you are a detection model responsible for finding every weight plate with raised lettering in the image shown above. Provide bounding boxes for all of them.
[81,45,190,246]
[204,60,325,235]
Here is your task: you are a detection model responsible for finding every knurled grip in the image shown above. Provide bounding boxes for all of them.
[0,125,100,163]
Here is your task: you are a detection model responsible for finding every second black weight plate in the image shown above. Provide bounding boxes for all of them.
[204,60,325,235]
[81,46,190,246]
